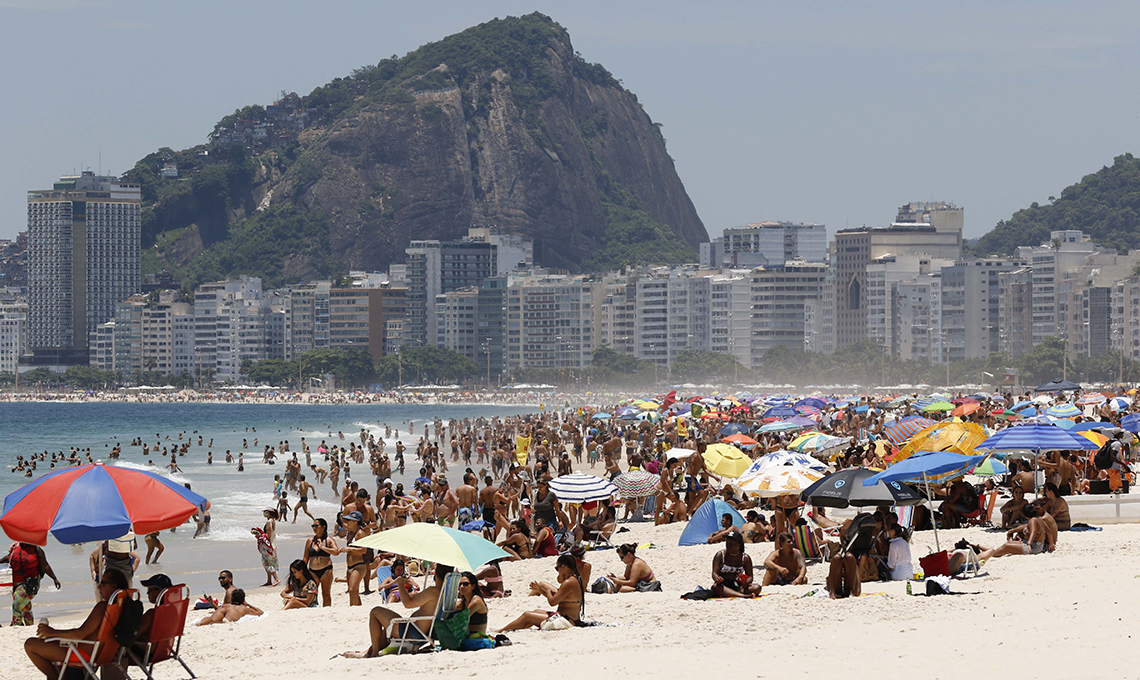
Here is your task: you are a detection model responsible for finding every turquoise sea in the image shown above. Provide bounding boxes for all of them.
[0,401,536,617]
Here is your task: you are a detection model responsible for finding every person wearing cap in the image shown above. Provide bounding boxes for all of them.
[88,536,138,599]
[137,574,174,643]
[711,530,761,597]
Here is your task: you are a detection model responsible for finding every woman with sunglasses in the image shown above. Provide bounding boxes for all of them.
[282,560,319,609]
[303,518,337,607]
[24,569,129,677]
[457,572,488,637]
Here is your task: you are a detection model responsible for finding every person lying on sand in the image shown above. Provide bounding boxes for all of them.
[762,532,807,586]
[196,589,263,625]
[977,501,1057,560]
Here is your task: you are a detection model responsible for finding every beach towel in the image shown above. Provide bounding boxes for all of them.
[1068,523,1102,532]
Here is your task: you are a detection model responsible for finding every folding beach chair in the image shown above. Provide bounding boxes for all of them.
[47,588,137,680]
[962,490,998,528]
[387,571,461,655]
[791,523,824,562]
[127,584,197,679]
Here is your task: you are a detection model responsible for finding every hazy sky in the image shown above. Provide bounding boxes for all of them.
[2,1,1138,243]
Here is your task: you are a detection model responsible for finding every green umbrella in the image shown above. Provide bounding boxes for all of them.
[351,523,510,571]
[922,401,955,412]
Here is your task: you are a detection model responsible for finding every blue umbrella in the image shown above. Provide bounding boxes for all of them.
[1122,414,1140,433]
[757,420,801,433]
[720,423,749,436]
[795,397,827,411]
[763,405,797,418]
[1017,407,1038,417]
[592,412,612,419]
[1036,378,1080,392]
[1046,404,1082,418]
[975,422,1099,453]
[460,519,490,532]
[1011,400,1034,411]
[1071,420,1113,432]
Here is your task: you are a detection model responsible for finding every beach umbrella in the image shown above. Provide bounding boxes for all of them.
[1036,378,1080,392]
[591,412,612,420]
[1077,430,1109,447]
[1046,404,1082,418]
[0,463,207,546]
[352,523,509,571]
[794,404,822,417]
[1047,418,1076,430]
[971,457,1009,477]
[788,431,848,457]
[460,519,491,532]
[1109,396,1132,412]
[862,451,986,551]
[547,473,618,504]
[1076,393,1107,407]
[721,433,758,447]
[763,405,797,419]
[746,450,829,474]
[974,422,1099,454]
[795,397,828,411]
[757,420,801,433]
[613,470,659,499]
[1121,413,1140,433]
[737,466,825,496]
[882,416,938,445]
[719,423,749,436]
[921,400,955,413]
[894,421,990,462]
[701,443,753,478]
[799,468,924,509]
[664,447,697,459]
[951,402,981,417]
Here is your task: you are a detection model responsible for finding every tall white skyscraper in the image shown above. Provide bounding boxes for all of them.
[27,171,141,364]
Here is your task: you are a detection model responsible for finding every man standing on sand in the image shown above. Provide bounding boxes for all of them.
[762,532,807,586]
[434,478,459,526]
[293,475,316,523]
[456,473,480,526]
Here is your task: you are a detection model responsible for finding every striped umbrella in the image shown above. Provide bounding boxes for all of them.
[788,432,848,456]
[757,420,801,433]
[1109,396,1132,412]
[1075,393,1107,406]
[1046,403,1082,418]
[975,422,1100,453]
[547,473,618,504]
[882,416,937,445]
[612,471,659,499]
[747,450,830,474]
[795,404,822,417]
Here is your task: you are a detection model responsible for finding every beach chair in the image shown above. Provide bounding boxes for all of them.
[126,584,196,680]
[386,571,461,655]
[46,588,137,680]
[791,523,825,562]
[894,505,915,531]
[962,491,998,528]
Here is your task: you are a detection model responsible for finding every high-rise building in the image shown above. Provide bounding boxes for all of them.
[26,171,141,364]
[708,222,827,268]
[940,258,1026,362]
[329,287,407,359]
[435,288,479,359]
[633,272,711,369]
[749,261,827,364]
[503,273,594,376]
[834,229,871,350]
[708,272,752,368]
[404,236,496,347]
[0,303,27,374]
[998,268,1034,359]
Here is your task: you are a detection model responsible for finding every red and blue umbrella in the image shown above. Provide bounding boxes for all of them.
[1,463,207,545]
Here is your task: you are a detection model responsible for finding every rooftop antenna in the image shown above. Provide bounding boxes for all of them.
[99,148,102,175]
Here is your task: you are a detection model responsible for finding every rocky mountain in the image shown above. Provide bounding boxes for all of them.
[972,153,1140,256]
[129,13,706,287]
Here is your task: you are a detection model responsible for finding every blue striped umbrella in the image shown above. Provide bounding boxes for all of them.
[882,416,938,446]
[975,422,1099,453]
[1046,404,1081,418]
[548,473,618,504]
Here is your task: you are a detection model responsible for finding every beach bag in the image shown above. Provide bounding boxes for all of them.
[680,587,714,601]
[435,609,471,651]
[539,613,574,631]
[857,555,878,582]
[591,577,616,594]
[635,580,662,592]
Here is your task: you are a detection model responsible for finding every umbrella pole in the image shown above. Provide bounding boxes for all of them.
[924,471,940,552]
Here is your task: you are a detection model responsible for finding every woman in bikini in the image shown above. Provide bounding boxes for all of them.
[303,518,337,607]
[498,520,532,560]
[281,559,319,609]
[474,559,508,597]
[496,554,585,631]
[711,531,761,597]
[458,572,489,636]
[377,559,419,603]
[609,543,658,593]
[341,511,370,606]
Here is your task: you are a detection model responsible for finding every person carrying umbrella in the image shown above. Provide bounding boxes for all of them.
[1,542,60,626]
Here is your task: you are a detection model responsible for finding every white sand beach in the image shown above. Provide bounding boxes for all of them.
[4,518,1138,680]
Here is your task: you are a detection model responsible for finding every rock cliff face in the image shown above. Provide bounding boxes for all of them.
[135,14,706,284]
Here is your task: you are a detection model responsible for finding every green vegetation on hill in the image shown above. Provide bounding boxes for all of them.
[972,153,1140,256]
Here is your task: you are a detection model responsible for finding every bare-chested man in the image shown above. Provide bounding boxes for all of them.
[762,531,808,586]
[434,478,459,526]
[292,475,316,523]
[456,473,480,526]
[978,501,1057,560]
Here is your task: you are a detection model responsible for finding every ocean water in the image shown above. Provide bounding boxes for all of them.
[0,401,536,617]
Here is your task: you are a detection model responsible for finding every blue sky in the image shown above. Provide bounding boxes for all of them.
[1,1,1137,242]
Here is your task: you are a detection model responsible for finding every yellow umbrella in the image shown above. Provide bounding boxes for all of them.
[893,421,989,463]
[701,443,753,478]
[639,401,660,411]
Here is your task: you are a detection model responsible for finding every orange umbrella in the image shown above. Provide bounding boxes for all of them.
[721,433,758,447]
[950,403,981,417]
[1079,431,1109,447]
